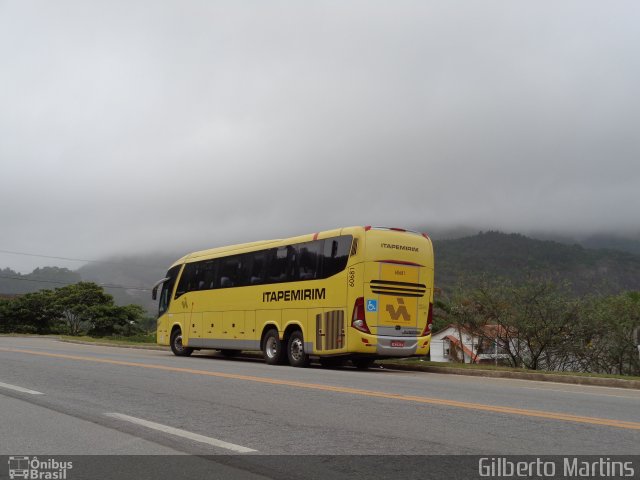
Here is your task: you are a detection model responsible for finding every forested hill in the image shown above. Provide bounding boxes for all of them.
[0,267,81,295]
[434,231,640,295]
[0,254,177,314]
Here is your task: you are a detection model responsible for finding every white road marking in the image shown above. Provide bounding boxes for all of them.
[0,381,44,395]
[104,413,257,453]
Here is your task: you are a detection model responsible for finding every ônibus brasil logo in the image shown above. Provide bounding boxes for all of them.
[8,456,73,480]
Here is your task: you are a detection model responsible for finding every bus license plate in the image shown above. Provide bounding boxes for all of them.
[391,341,405,348]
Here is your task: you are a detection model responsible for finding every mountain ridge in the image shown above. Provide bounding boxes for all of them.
[433,231,640,295]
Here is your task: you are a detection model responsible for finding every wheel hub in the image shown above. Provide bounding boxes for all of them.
[266,337,278,358]
[174,335,183,352]
[290,338,304,361]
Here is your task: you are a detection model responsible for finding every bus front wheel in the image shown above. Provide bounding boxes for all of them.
[170,329,194,357]
[263,329,284,365]
[287,330,309,368]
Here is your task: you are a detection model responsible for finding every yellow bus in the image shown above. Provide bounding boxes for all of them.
[152,226,434,369]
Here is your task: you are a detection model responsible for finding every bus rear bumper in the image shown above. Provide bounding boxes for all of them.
[350,332,431,357]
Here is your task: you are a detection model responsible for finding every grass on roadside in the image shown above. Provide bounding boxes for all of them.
[1,332,157,344]
[380,357,640,381]
[58,333,157,345]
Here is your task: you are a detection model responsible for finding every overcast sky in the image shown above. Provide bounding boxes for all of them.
[1,1,639,273]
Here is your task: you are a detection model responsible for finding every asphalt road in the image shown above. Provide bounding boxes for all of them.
[1,337,639,478]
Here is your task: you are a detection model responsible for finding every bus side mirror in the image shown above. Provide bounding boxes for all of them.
[151,276,170,302]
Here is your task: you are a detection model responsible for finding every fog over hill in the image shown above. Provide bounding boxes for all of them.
[75,253,179,315]
[578,233,640,256]
[2,2,640,279]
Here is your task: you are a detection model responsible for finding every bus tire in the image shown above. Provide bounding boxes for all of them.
[263,329,284,365]
[352,358,374,370]
[170,328,193,357]
[287,330,309,368]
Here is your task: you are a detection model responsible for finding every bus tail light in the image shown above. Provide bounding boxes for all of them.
[351,297,371,334]
[421,302,433,336]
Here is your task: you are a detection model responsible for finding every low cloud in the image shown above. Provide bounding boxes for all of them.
[1,1,639,272]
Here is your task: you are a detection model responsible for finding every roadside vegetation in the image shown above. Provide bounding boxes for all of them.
[58,333,157,345]
[434,278,640,376]
[0,282,154,339]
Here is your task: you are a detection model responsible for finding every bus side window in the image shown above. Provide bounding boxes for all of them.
[287,245,298,281]
[201,260,217,290]
[247,251,266,285]
[219,256,241,288]
[175,263,197,298]
[322,235,352,278]
[299,240,322,280]
[268,247,289,283]
[193,263,203,290]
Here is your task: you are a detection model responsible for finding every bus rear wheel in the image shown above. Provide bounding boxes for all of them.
[287,330,309,368]
[263,329,284,365]
[170,329,193,357]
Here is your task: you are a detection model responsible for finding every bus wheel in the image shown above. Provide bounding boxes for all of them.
[263,329,283,365]
[352,358,374,370]
[170,329,193,357]
[287,331,309,368]
[219,349,239,358]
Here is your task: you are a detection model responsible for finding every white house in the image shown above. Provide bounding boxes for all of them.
[430,324,511,364]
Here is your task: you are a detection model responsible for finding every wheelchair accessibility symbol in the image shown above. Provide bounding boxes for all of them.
[366,299,378,312]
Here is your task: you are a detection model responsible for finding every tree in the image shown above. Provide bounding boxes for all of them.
[11,290,61,334]
[0,282,151,338]
[577,293,640,375]
[54,282,113,336]
[437,287,483,363]
[87,304,146,336]
[0,297,15,333]
[472,279,578,370]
